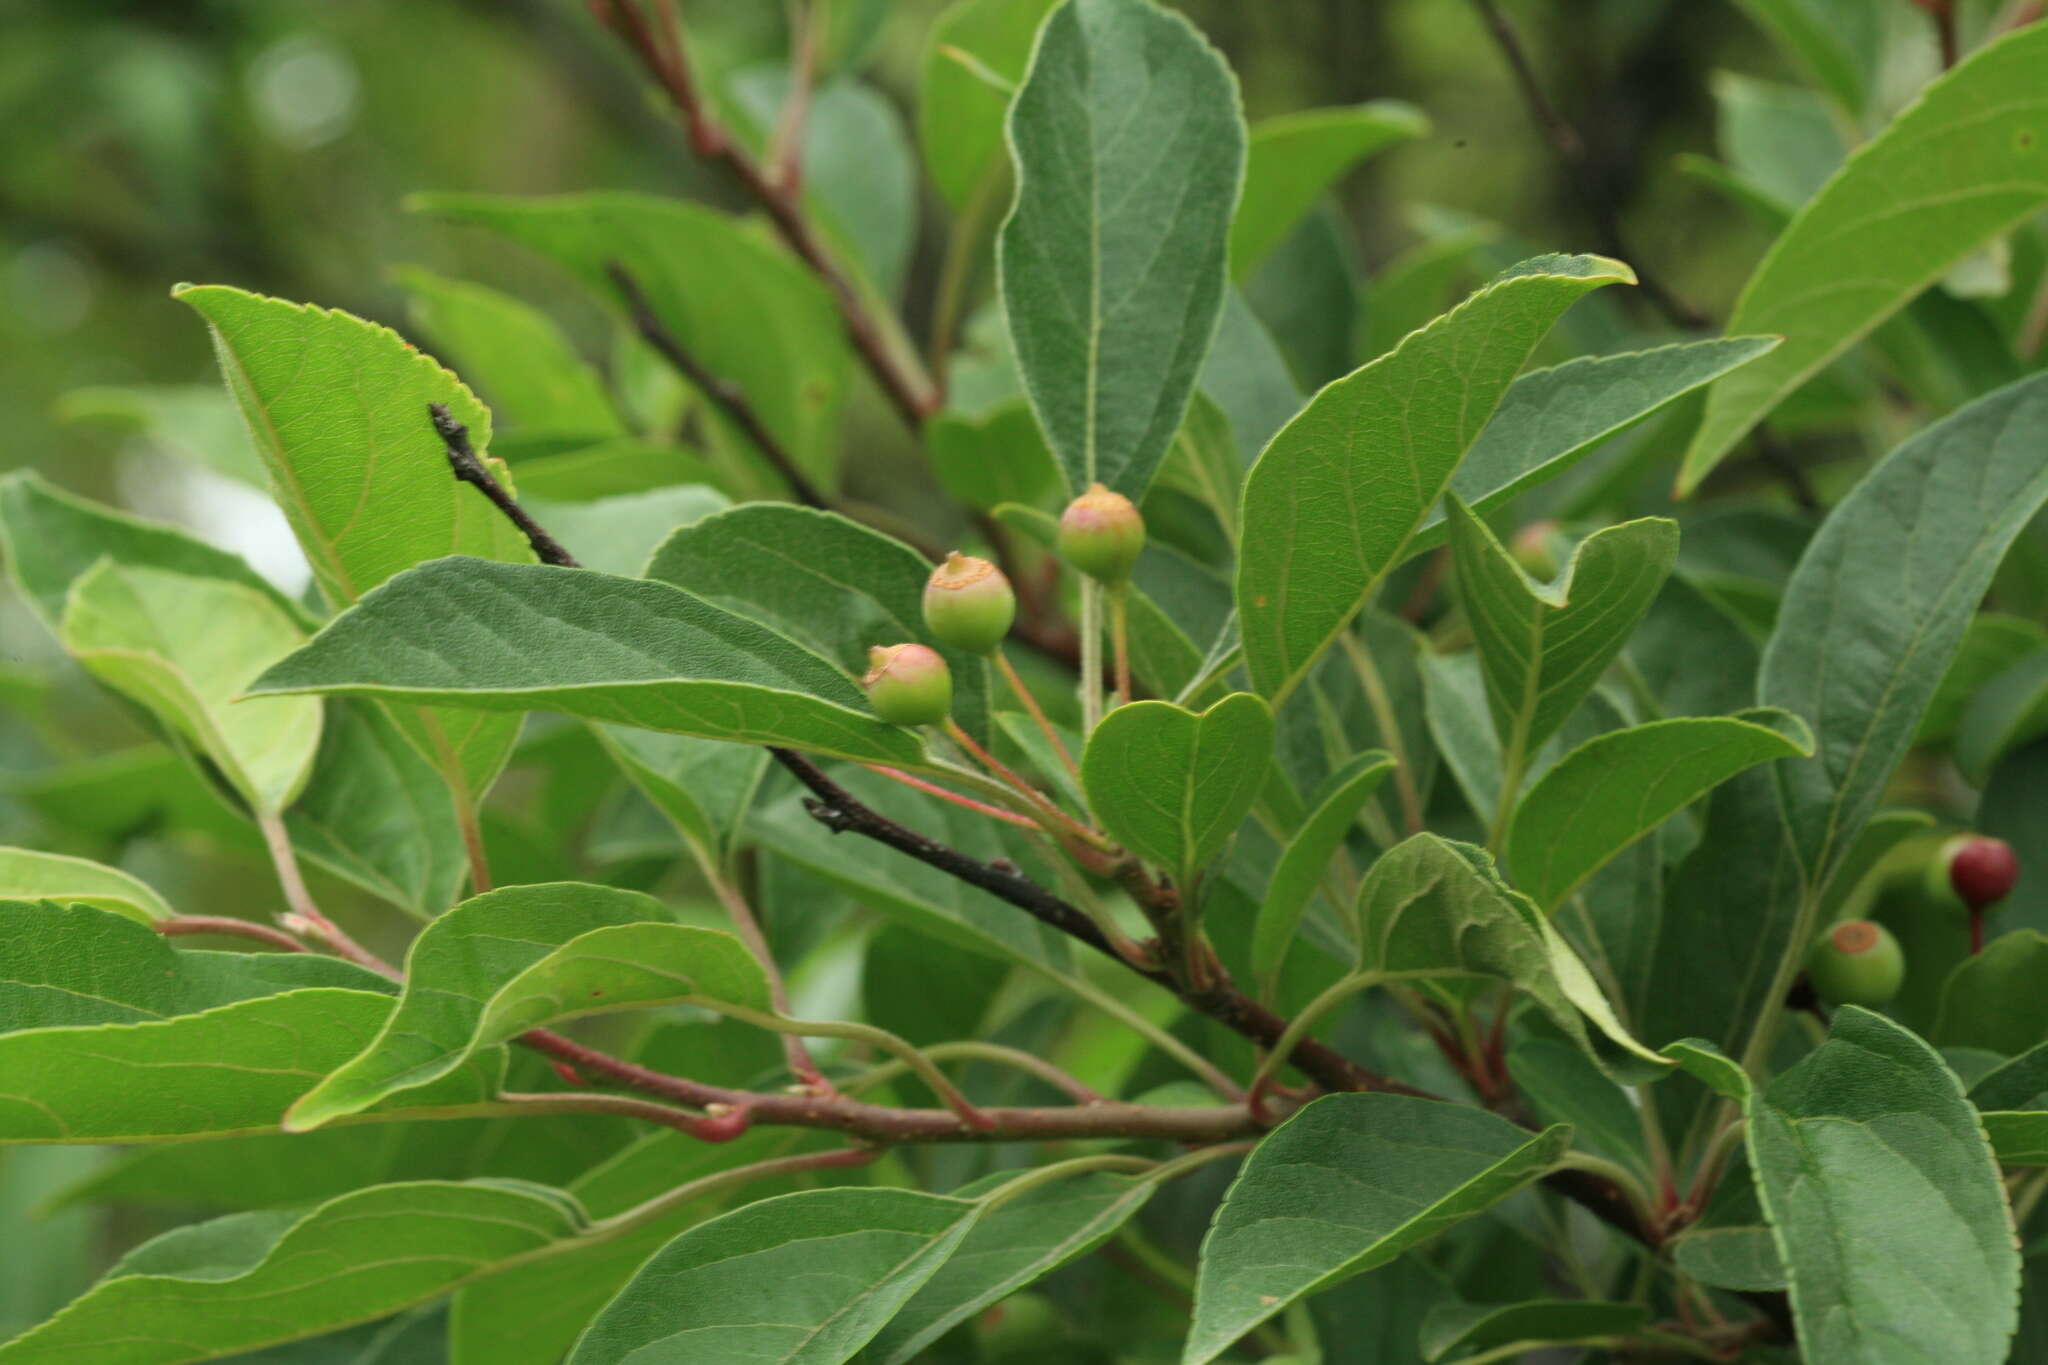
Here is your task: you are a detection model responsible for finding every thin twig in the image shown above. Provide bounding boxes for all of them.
[596,0,941,428]
[1465,0,1705,330]
[154,915,311,954]
[768,0,818,193]
[256,810,396,978]
[429,405,581,567]
[863,764,1043,828]
[994,648,1078,777]
[605,262,830,509]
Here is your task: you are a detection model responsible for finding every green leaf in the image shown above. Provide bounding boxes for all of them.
[999,0,1246,498]
[52,384,264,487]
[175,283,530,803]
[1968,1039,2048,1111]
[1762,373,2048,880]
[1935,930,2048,1055]
[1981,1111,2048,1166]
[1249,751,1393,989]
[1957,649,2048,784]
[1746,1007,2019,1365]
[645,503,994,743]
[392,266,622,438]
[1356,222,1498,363]
[1671,1226,1787,1293]
[567,1187,979,1365]
[926,402,1061,512]
[1678,23,2048,491]
[596,727,769,863]
[0,851,172,924]
[1505,1037,1644,1164]
[1229,102,1428,278]
[1184,1093,1569,1365]
[1237,255,1634,703]
[410,192,849,494]
[920,0,1061,212]
[61,562,322,816]
[1728,0,1881,115]
[1081,693,1274,889]
[870,1171,1155,1364]
[521,485,728,580]
[1918,613,2044,746]
[1419,1298,1649,1362]
[1507,712,1813,912]
[1356,835,1665,1073]
[0,1181,585,1365]
[248,559,925,768]
[1408,336,1782,556]
[1446,504,1677,765]
[283,883,676,1129]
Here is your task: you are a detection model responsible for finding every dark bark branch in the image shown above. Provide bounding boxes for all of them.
[605,262,831,510]
[429,404,583,568]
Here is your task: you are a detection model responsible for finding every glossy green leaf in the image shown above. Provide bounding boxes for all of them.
[920,0,1061,212]
[1936,930,2048,1056]
[1229,102,1428,278]
[411,192,849,493]
[392,266,622,438]
[1762,373,2048,881]
[1237,255,1633,703]
[1446,503,1676,764]
[1419,1298,1649,1361]
[645,503,993,742]
[1507,712,1813,912]
[248,559,925,768]
[1679,23,2048,491]
[871,1171,1156,1364]
[1248,750,1392,989]
[1360,835,1664,1073]
[1408,336,1781,555]
[0,850,172,924]
[1184,1093,1569,1365]
[284,882,675,1129]
[567,1187,979,1365]
[1081,693,1274,888]
[61,562,322,815]
[999,0,1245,498]
[1747,1007,2019,1365]
[0,1181,585,1365]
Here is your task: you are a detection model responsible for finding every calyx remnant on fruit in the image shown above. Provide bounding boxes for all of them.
[1806,918,1904,1007]
[923,551,1016,655]
[862,643,953,726]
[1057,482,1146,585]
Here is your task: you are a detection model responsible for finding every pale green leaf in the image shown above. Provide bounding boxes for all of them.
[523,485,728,579]
[1729,0,1882,114]
[1957,649,2048,784]
[1080,693,1274,889]
[248,559,926,768]
[53,384,264,486]
[1747,1007,2019,1365]
[1237,255,1634,703]
[1935,930,2048,1056]
[1446,503,1677,764]
[1671,1227,1787,1293]
[61,562,322,815]
[1184,1093,1568,1365]
[1762,373,2048,880]
[999,0,1246,498]
[1507,712,1813,912]
[1248,751,1392,989]
[1679,24,2048,490]
[0,850,172,924]
[1229,102,1428,278]
[0,1182,586,1365]
[595,727,769,862]
[920,0,1061,212]
[567,1187,980,1365]
[392,266,623,438]
[926,402,1061,512]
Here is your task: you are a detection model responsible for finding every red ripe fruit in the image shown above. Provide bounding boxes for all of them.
[1946,834,2019,911]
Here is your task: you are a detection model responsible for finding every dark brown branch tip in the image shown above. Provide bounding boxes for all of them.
[426,402,581,568]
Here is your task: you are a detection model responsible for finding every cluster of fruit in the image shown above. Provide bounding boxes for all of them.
[1806,835,2021,1007]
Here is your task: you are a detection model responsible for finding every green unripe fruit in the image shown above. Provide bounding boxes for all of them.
[1806,919,1905,1007]
[923,551,1016,655]
[1510,519,1563,581]
[863,643,952,726]
[1057,482,1146,585]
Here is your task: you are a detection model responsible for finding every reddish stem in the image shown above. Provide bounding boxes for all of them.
[863,765,1042,829]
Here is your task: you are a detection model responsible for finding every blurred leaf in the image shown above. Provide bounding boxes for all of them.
[0,1147,102,1342]
[1229,102,1428,279]
[1197,290,1303,466]
[1237,255,1633,703]
[1671,1226,1787,1293]
[596,727,769,864]
[927,402,1061,512]
[1936,930,2048,1055]
[861,921,1007,1048]
[503,440,724,502]
[1419,1298,1648,1361]
[1746,1007,2018,1365]
[392,266,623,439]
[53,384,263,486]
[1680,24,2048,490]
[920,0,1060,212]
[61,562,322,815]
[1000,0,1245,498]
[1762,374,2048,882]
[524,485,728,578]
[249,559,926,767]
[1081,693,1273,889]
[1249,750,1392,990]
[1728,0,1882,114]
[567,1187,980,1365]
[1956,649,2048,784]
[1508,712,1812,912]
[1185,1093,1568,1364]
[0,849,172,923]
[1356,222,1497,362]
[1505,1036,1644,1164]
[1625,575,1762,720]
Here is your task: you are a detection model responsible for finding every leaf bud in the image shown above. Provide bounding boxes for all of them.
[1057,482,1146,585]
[862,643,952,726]
[1805,919,1904,1008]
[923,551,1017,655]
